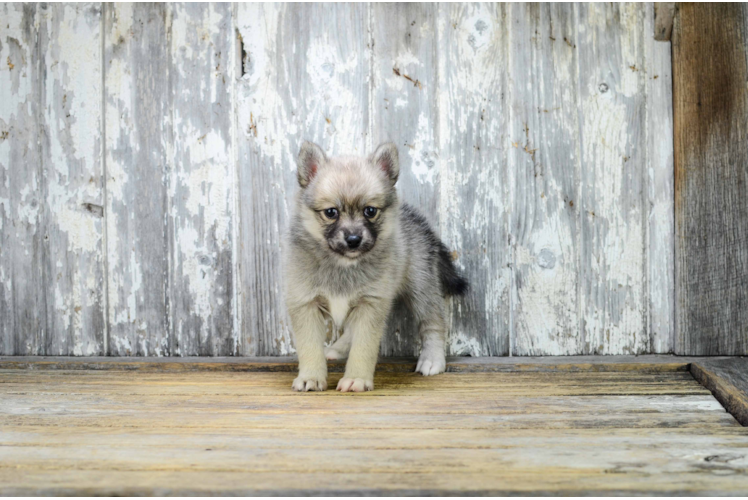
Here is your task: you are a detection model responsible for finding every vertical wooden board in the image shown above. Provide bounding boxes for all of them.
[437,3,510,356]
[508,4,582,355]
[645,3,674,353]
[673,4,748,355]
[0,4,45,355]
[104,4,171,356]
[371,3,438,356]
[236,4,370,355]
[576,3,648,355]
[39,3,105,355]
[169,4,236,356]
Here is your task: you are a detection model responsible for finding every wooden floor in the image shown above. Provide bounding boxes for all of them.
[1,363,748,495]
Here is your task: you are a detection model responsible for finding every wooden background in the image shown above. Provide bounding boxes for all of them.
[0,3,677,357]
[672,3,748,356]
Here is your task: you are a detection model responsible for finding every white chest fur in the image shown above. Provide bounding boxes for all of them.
[326,296,350,327]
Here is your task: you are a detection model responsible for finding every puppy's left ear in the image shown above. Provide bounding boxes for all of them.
[370,142,399,186]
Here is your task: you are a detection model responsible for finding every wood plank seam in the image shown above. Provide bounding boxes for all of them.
[0,355,705,373]
[100,2,110,357]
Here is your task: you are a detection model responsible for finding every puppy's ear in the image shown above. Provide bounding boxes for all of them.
[296,141,327,188]
[370,142,399,186]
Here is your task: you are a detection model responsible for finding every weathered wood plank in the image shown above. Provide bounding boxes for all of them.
[0,353,703,373]
[576,3,648,355]
[438,3,511,356]
[654,3,675,41]
[4,469,748,497]
[0,369,746,495]
[371,3,438,356]
[39,3,105,355]
[645,3,675,353]
[169,3,237,356]
[3,469,748,497]
[3,394,725,417]
[235,3,370,355]
[509,4,581,355]
[673,3,748,355]
[691,359,748,426]
[5,427,748,476]
[0,370,710,399]
[103,4,171,356]
[0,4,45,355]
[5,408,729,430]
[4,426,746,451]
[0,367,705,384]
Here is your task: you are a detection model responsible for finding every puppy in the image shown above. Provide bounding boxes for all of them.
[284,141,468,392]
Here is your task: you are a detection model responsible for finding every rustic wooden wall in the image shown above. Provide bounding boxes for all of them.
[672,3,748,355]
[0,3,675,357]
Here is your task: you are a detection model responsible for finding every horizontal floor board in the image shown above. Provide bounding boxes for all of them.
[0,394,727,415]
[0,355,716,373]
[2,469,748,496]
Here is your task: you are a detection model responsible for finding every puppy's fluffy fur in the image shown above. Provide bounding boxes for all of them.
[284,141,467,392]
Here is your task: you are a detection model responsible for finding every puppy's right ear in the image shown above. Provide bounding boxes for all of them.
[370,142,400,186]
[296,141,327,188]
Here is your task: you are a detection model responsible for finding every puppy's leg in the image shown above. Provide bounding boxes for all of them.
[290,303,328,391]
[337,300,390,392]
[416,305,448,376]
[325,330,352,360]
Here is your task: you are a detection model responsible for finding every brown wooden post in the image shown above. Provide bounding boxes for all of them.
[673,3,748,354]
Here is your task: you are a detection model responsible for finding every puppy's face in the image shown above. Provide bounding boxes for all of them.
[296,142,399,262]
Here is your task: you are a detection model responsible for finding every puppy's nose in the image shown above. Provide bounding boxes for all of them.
[345,234,362,249]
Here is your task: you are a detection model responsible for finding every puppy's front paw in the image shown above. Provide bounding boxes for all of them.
[336,377,373,392]
[292,376,328,392]
[416,350,446,376]
[325,346,345,360]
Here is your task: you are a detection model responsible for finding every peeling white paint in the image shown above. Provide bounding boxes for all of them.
[408,113,436,184]
[448,329,483,357]
[0,197,8,231]
[176,129,231,243]
[39,3,106,355]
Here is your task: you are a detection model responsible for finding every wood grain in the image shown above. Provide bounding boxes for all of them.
[438,3,511,356]
[691,358,748,426]
[654,3,676,41]
[576,3,648,355]
[169,3,237,356]
[673,3,748,355]
[0,354,701,373]
[509,4,581,355]
[39,3,106,355]
[0,4,46,355]
[645,2,676,353]
[103,4,171,356]
[1,368,746,495]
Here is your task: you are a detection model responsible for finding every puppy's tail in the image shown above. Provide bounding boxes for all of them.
[437,244,469,296]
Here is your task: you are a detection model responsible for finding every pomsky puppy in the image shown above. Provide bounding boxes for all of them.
[284,141,468,392]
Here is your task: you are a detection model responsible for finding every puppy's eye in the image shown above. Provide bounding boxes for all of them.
[323,208,339,219]
[364,206,378,218]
